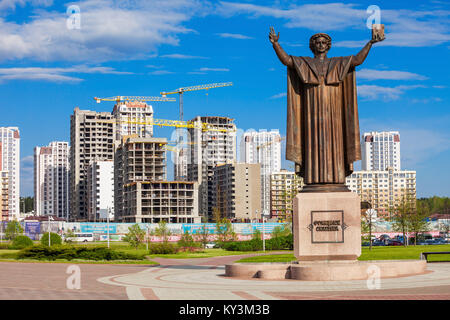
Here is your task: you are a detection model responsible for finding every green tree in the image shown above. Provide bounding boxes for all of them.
[154,221,171,243]
[361,207,377,250]
[195,223,211,248]
[123,224,146,249]
[40,232,62,246]
[5,220,23,240]
[390,192,415,247]
[64,228,76,243]
[10,235,33,249]
[408,201,431,245]
[20,197,34,213]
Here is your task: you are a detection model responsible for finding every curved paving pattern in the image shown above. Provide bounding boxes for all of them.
[96,256,450,300]
[0,256,449,300]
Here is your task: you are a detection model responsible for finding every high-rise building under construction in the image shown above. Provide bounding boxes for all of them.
[187,116,236,220]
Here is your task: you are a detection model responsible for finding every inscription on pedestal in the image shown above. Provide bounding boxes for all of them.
[308,210,347,243]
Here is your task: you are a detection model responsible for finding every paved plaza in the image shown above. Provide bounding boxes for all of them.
[0,255,449,300]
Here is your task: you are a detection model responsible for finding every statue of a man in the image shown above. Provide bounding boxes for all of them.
[269,27,385,192]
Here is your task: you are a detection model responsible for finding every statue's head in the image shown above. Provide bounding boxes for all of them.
[309,33,332,55]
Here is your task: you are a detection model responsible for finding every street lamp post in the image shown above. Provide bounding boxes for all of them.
[146,224,149,251]
[262,210,267,252]
[107,207,110,249]
[48,214,51,247]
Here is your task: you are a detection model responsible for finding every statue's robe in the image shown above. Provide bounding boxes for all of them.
[286,55,361,185]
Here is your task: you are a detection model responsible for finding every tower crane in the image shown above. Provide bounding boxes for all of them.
[94,96,176,103]
[160,82,233,121]
[256,136,286,150]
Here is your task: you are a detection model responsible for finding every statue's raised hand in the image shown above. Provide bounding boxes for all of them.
[269,26,279,44]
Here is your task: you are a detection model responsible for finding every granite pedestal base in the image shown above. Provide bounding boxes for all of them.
[293,191,361,261]
[225,260,427,280]
[224,190,428,281]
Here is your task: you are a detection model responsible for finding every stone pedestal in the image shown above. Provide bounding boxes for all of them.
[293,191,361,261]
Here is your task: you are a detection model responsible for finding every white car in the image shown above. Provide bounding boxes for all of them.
[205,242,216,249]
[65,233,94,242]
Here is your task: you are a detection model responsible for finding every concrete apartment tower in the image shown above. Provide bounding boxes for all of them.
[240,129,281,216]
[187,116,236,220]
[362,131,401,171]
[111,101,154,141]
[0,171,8,221]
[87,160,114,222]
[34,141,70,219]
[212,162,261,222]
[0,127,20,220]
[115,136,199,223]
[70,108,115,221]
[270,170,304,222]
[345,167,416,218]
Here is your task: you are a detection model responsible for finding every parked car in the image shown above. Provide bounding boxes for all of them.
[204,242,217,249]
[433,238,447,244]
[387,239,403,246]
[372,240,386,246]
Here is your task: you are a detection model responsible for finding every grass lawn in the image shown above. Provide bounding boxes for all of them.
[0,243,271,263]
[235,244,450,263]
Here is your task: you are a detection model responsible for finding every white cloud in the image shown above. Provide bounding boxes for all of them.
[216,32,253,39]
[0,0,207,62]
[357,69,428,81]
[217,2,450,47]
[357,84,425,101]
[359,119,450,169]
[160,53,209,59]
[0,65,132,82]
[0,0,52,12]
[149,70,174,75]
[269,92,286,99]
[199,67,229,72]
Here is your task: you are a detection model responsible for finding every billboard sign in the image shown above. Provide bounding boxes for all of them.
[80,223,116,234]
[25,221,41,240]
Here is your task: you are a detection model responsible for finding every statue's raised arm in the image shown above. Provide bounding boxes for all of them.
[269,26,293,68]
[351,25,385,67]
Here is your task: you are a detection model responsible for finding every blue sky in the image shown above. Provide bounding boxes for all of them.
[0,0,448,197]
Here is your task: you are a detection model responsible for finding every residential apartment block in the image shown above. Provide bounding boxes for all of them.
[362,131,401,171]
[111,101,154,141]
[0,127,20,219]
[270,170,304,222]
[87,160,114,221]
[115,136,199,223]
[0,171,8,221]
[345,167,416,218]
[121,181,199,223]
[34,141,70,219]
[187,116,236,220]
[212,162,261,222]
[70,108,115,221]
[240,129,281,215]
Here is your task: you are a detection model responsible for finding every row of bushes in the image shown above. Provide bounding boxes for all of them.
[1,233,63,250]
[148,242,204,254]
[16,245,145,261]
[220,234,293,252]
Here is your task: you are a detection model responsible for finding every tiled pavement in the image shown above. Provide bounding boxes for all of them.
[1,255,450,300]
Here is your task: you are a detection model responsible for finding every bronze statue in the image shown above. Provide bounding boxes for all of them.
[269,26,385,192]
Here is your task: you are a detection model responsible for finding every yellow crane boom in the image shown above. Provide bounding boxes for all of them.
[94,96,176,103]
[160,82,233,121]
[256,136,286,150]
[96,118,236,133]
